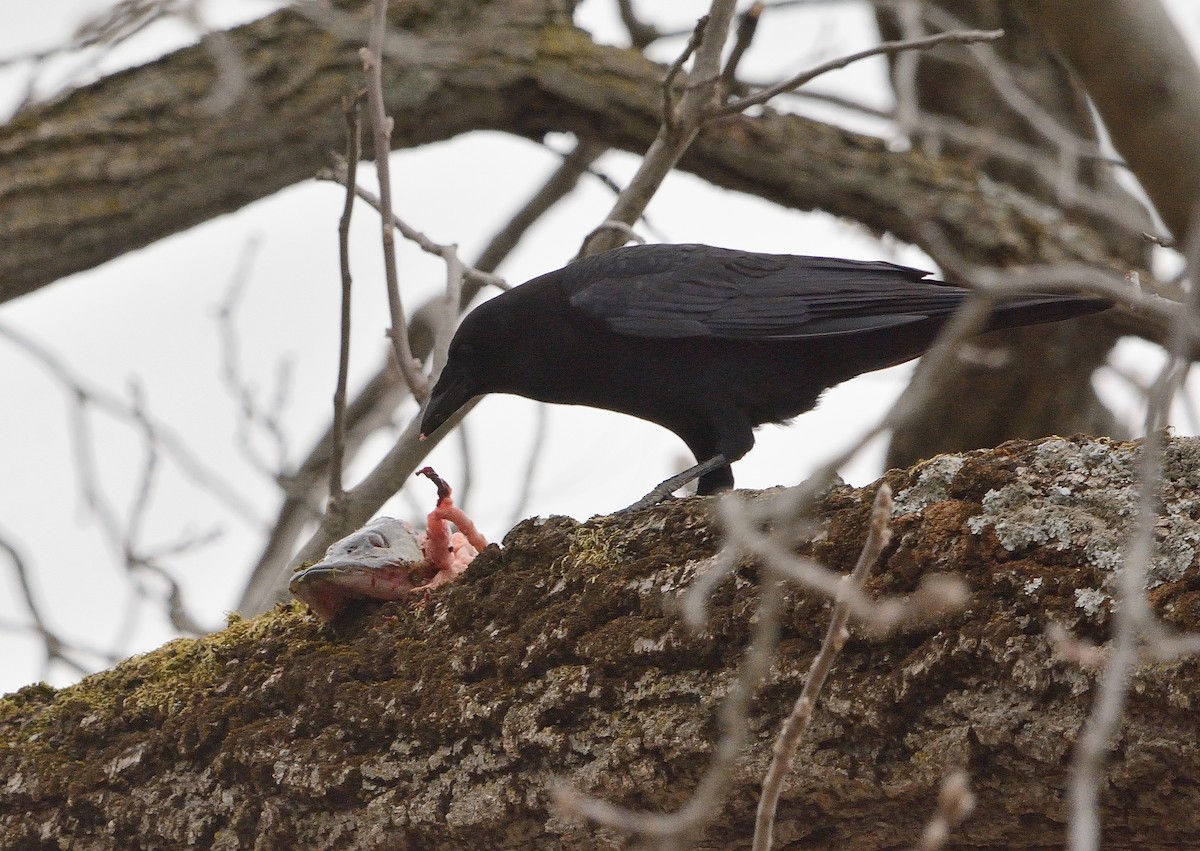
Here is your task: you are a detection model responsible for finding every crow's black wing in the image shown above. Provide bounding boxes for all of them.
[565,244,968,340]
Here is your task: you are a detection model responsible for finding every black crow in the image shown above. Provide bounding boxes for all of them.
[420,243,1107,499]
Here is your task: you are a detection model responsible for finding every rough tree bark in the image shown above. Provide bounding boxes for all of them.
[4,435,1200,849]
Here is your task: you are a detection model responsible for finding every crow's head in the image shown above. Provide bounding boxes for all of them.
[421,339,481,439]
[420,298,519,438]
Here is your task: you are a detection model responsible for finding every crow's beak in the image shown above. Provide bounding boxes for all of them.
[421,372,475,438]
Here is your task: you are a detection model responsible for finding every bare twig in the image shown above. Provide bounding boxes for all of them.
[118,382,212,636]
[130,558,211,636]
[288,0,447,66]
[508,402,550,529]
[175,2,248,114]
[215,238,293,478]
[580,0,739,257]
[360,0,427,401]
[915,769,976,851]
[751,81,1154,243]
[889,1,924,142]
[1066,206,1200,851]
[431,241,469,384]
[315,165,508,295]
[662,14,709,135]
[579,220,646,253]
[752,484,894,851]
[616,0,662,50]
[716,219,1168,579]
[5,0,250,115]
[714,496,966,633]
[0,324,262,525]
[286,398,479,570]
[473,140,607,273]
[330,95,364,504]
[715,28,1005,118]
[123,381,160,554]
[454,418,474,512]
[919,4,1110,165]
[562,474,965,846]
[0,530,114,677]
[682,546,742,632]
[720,3,765,92]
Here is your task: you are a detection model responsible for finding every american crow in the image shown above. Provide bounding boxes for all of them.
[420,243,1107,498]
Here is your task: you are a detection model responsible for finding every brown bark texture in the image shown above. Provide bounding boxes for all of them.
[4,435,1200,849]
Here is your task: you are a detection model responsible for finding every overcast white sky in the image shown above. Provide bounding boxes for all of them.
[1,1,1198,695]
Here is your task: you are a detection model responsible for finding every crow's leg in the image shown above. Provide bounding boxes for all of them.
[617,454,729,513]
[616,408,753,512]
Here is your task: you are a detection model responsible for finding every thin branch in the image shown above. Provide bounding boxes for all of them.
[733,220,1170,535]
[889,0,924,141]
[360,0,427,400]
[563,473,965,845]
[662,14,709,135]
[580,0,739,257]
[430,241,469,385]
[122,380,160,557]
[615,0,662,50]
[215,238,294,479]
[919,4,1110,164]
[579,220,646,252]
[330,95,364,504]
[0,530,114,677]
[752,484,894,851]
[473,139,607,273]
[0,324,263,526]
[720,2,765,92]
[508,402,550,529]
[288,0,447,66]
[1067,204,1200,851]
[745,79,1153,244]
[715,496,966,633]
[556,577,787,843]
[315,165,508,294]
[454,418,474,513]
[915,770,976,851]
[175,2,249,114]
[715,28,1005,117]
[242,139,600,615]
[286,398,480,571]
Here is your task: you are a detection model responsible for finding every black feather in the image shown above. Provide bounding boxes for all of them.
[422,243,1108,497]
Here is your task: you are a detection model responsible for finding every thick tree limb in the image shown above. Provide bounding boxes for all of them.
[1015,0,1200,240]
[0,1,1145,302]
[4,435,1200,848]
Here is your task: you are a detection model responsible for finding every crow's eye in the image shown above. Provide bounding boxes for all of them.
[455,342,477,360]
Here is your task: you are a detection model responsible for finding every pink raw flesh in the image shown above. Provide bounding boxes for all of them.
[290,467,488,620]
